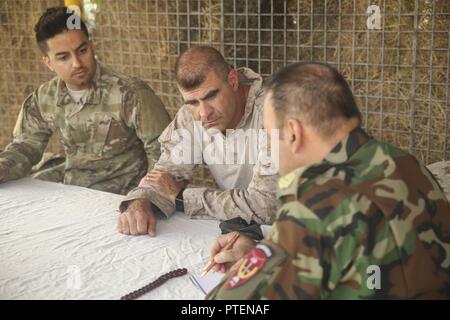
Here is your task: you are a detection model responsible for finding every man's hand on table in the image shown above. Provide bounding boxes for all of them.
[117,198,157,237]
[210,232,257,273]
[119,169,189,237]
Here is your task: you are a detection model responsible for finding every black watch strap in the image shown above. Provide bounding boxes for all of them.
[175,188,185,212]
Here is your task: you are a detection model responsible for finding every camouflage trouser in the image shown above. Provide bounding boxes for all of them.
[31,153,66,183]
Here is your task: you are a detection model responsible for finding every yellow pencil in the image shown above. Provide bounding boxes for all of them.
[201,232,240,277]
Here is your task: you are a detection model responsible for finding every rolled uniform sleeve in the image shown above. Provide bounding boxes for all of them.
[119,107,197,216]
[0,91,52,182]
[261,211,336,299]
[183,160,279,224]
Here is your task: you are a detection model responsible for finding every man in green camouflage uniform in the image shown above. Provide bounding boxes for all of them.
[0,7,170,194]
[207,62,450,299]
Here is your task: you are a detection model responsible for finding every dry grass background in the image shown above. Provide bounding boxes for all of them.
[0,0,449,186]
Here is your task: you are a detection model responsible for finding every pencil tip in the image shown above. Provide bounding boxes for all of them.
[200,270,207,277]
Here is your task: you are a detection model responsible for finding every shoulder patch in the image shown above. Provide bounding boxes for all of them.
[225,244,272,289]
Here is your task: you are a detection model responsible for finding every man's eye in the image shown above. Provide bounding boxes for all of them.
[58,56,68,61]
[204,91,219,101]
[79,47,87,54]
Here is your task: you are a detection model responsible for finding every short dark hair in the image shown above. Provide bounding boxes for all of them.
[34,6,89,54]
[266,62,361,138]
[175,46,232,90]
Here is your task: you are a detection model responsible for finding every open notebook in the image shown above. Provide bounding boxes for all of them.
[189,271,225,296]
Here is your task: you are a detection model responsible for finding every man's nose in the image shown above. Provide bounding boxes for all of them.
[199,102,214,120]
[72,54,82,68]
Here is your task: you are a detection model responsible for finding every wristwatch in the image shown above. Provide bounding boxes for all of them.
[175,188,185,212]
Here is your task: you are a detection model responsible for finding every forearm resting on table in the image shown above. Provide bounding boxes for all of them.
[120,185,176,218]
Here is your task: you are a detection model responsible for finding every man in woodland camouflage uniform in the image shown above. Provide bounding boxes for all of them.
[207,62,450,299]
[0,7,170,194]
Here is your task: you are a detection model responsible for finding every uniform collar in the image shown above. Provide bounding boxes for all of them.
[234,67,264,129]
[323,127,371,165]
[56,61,102,107]
[276,127,371,200]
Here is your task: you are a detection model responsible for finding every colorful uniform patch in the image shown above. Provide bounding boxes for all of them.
[225,244,272,289]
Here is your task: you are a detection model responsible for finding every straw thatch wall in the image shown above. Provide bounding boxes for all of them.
[1,1,449,185]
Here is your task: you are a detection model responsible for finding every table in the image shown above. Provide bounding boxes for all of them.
[0,178,223,300]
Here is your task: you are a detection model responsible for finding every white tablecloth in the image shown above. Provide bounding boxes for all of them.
[0,178,222,300]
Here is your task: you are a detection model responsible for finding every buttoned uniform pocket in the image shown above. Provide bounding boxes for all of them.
[90,113,113,156]
[90,112,135,157]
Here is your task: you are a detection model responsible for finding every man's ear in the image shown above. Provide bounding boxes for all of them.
[286,118,303,153]
[42,55,54,72]
[227,69,239,91]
